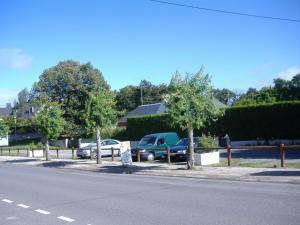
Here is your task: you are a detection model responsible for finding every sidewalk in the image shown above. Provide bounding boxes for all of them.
[1,156,300,184]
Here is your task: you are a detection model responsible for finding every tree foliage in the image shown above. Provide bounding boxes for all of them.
[165,69,222,131]
[0,118,9,137]
[34,102,65,140]
[84,90,117,136]
[31,60,109,138]
[212,88,238,105]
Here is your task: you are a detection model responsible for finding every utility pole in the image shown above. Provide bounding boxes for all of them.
[13,109,17,140]
[140,86,143,105]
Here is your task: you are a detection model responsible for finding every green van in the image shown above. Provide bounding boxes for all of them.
[132,132,179,161]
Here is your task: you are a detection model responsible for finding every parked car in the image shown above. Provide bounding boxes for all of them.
[77,139,121,158]
[166,137,200,160]
[131,132,179,161]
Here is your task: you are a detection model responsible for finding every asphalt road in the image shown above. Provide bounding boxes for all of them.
[0,163,300,225]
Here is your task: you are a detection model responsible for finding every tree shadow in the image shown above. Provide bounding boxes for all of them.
[3,158,41,163]
[251,171,300,177]
[41,161,77,168]
[93,165,162,174]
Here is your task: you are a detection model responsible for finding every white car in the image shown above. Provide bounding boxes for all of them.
[77,139,121,158]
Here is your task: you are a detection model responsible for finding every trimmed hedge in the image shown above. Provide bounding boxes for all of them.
[124,101,300,141]
[213,101,300,140]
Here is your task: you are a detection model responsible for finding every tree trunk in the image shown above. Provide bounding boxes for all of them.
[96,125,102,164]
[187,127,194,170]
[45,139,51,161]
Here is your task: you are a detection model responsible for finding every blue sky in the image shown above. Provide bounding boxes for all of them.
[0,0,300,106]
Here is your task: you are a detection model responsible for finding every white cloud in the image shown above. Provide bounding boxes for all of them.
[0,89,19,107]
[278,66,300,80]
[0,48,32,70]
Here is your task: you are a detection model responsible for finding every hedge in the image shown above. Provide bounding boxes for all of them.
[213,101,300,140]
[124,101,300,141]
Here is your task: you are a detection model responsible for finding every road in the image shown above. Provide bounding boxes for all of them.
[0,163,300,225]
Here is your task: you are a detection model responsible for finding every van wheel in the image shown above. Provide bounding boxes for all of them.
[147,152,155,161]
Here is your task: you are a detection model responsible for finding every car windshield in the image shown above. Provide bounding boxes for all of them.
[139,136,156,146]
[176,138,199,146]
[86,143,96,148]
[176,139,189,146]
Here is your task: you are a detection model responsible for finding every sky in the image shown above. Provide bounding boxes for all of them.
[0,0,300,106]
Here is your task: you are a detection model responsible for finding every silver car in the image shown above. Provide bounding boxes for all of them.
[77,139,121,158]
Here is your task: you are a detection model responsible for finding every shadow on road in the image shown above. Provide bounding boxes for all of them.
[3,158,41,163]
[94,165,162,174]
[251,171,300,177]
[41,161,77,168]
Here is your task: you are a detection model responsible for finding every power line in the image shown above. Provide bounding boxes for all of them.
[149,0,300,23]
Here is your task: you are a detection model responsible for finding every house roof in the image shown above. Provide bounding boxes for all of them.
[118,102,166,125]
[0,103,12,117]
[212,97,227,108]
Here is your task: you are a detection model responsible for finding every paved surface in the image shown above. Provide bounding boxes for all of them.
[1,156,300,184]
[1,160,300,225]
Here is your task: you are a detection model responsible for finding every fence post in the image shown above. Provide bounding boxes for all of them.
[137,149,141,162]
[27,148,29,157]
[280,144,285,168]
[111,147,114,161]
[72,147,75,159]
[43,147,45,158]
[166,146,171,165]
[9,148,11,156]
[32,148,34,158]
[56,149,59,159]
[227,145,231,167]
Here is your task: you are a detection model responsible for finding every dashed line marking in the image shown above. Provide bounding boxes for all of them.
[57,216,75,222]
[18,204,30,208]
[2,199,14,203]
[35,209,50,215]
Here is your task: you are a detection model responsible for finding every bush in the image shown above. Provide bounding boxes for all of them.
[199,134,218,148]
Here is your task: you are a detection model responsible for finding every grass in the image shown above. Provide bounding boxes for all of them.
[215,159,300,169]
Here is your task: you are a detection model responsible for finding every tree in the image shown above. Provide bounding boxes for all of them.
[212,88,238,105]
[115,81,169,112]
[165,68,222,169]
[0,118,9,138]
[84,90,117,164]
[34,102,65,161]
[31,60,109,138]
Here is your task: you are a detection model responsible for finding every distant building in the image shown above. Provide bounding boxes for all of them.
[0,103,12,117]
[118,101,167,128]
[117,98,226,128]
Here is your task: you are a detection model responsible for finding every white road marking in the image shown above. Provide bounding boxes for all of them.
[35,209,50,215]
[57,216,75,222]
[2,199,13,203]
[17,204,30,208]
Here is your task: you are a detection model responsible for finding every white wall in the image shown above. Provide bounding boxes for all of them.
[0,135,8,146]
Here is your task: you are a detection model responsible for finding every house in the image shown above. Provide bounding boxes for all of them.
[0,103,12,117]
[117,98,226,128]
[118,101,167,128]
